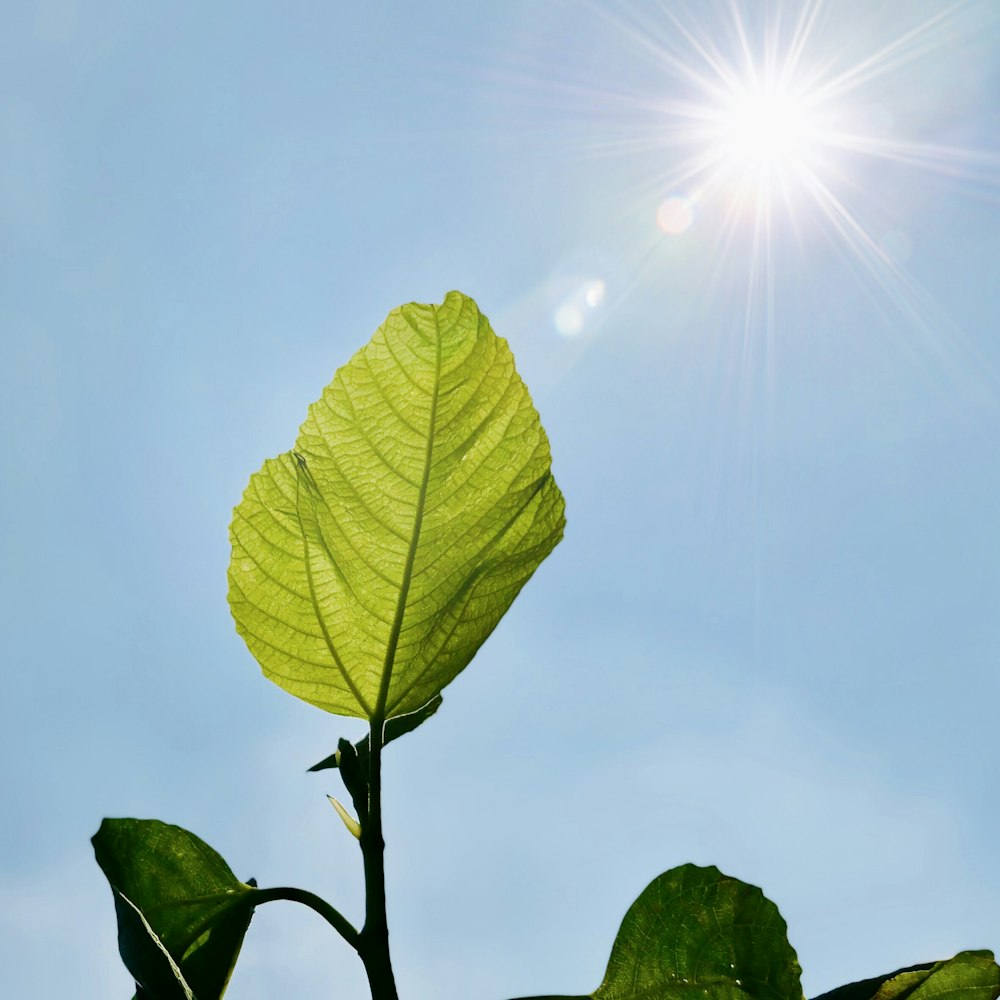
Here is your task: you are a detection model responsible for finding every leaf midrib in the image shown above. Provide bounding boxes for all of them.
[373,313,444,722]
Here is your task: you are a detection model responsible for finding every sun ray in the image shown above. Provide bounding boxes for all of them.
[808,4,965,103]
[491,0,997,402]
[605,0,1000,357]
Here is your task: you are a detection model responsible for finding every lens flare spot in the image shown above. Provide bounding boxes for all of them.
[553,277,606,337]
[554,304,584,336]
[585,279,606,307]
[657,195,694,234]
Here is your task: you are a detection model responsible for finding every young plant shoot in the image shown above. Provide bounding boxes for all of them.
[93,293,999,1000]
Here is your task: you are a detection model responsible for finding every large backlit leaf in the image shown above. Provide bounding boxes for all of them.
[228,291,565,720]
[508,865,802,1000]
[813,952,1000,1000]
[93,819,256,1000]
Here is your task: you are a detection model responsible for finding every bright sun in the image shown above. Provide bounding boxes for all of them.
[718,86,814,174]
[636,0,1000,330]
[541,0,999,341]
[663,21,851,222]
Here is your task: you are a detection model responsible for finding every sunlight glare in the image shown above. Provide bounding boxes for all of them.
[628,0,1000,338]
[718,85,814,174]
[555,304,584,336]
[694,57,845,213]
[657,195,695,234]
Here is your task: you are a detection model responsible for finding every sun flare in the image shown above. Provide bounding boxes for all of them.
[717,86,814,173]
[614,0,1000,336]
[512,0,1000,344]
[653,6,859,224]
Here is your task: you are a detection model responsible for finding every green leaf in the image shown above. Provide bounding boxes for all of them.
[813,952,1000,1000]
[592,864,803,1000]
[93,819,256,1000]
[507,865,803,1000]
[229,291,565,721]
[893,953,1000,1000]
[308,693,444,773]
[810,965,934,1000]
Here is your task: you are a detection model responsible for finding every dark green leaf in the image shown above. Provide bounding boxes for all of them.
[592,864,802,1000]
[307,750,343,773]
[93,819,256,1000]
[891,952,999,1000]
[381,692,444,743]
[308,694,443,773]
[506,865,802,1000]
[814,952,1000,1000]
[334,737,368,820]
[504,864,800,1000]
[811,964,934,1000]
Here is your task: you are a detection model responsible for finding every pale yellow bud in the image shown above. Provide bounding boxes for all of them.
[327,795,361,840]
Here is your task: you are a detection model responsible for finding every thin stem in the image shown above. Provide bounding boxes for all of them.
[252,886,361,951]
[357,714,400,1000]
[355,307,441,1000]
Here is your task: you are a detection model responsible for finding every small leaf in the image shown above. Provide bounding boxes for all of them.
[599,864,802,1000]
[229,292,565,721]
[810,964,934,1000]
[93,819,256,1000]
[327,795,363,839]
[308,693,443,773]
[885,952,999,1000]
[307,749,343,774]
[814,952,1000,1000]
[381,691,444,743]
[332,738,368,819]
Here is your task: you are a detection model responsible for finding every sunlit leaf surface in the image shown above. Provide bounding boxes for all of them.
[229,291,565,720]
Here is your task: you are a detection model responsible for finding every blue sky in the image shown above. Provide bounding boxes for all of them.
[2,1,999,998]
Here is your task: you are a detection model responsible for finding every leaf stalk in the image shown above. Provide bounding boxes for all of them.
[252,886,361,951]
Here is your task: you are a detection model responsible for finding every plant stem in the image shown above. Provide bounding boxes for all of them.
[358,714,400,1000]
[252,886,360,950]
